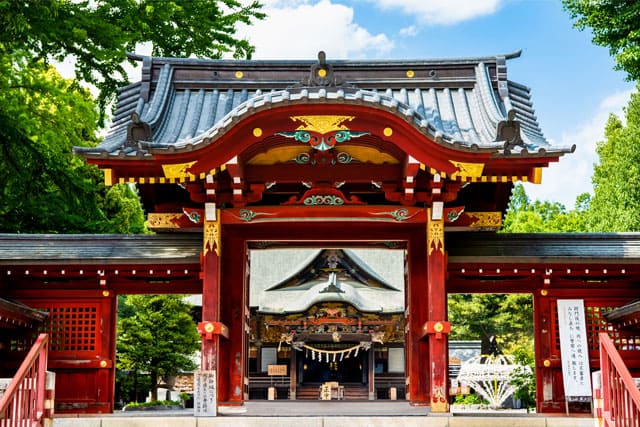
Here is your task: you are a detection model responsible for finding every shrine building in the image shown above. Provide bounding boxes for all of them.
[2,51,640,415]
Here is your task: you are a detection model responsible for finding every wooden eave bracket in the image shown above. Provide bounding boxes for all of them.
[197,321,230,340]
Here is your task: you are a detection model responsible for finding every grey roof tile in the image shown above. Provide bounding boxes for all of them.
[74,53,575,159]
[4,233,640,266]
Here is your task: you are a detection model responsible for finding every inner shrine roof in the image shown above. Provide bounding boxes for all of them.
[75,51,574,160]
[249,248,405,314]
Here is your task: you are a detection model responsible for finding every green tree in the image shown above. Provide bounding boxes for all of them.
[448,293,533,356]
[0,53,146,232]
[501,184,588,233]
[1,0,265,117]
[563,0,640,81]
[584,88,640,231]
[0,0,264,233]
[0,52,106,232]
[117,294,200,402]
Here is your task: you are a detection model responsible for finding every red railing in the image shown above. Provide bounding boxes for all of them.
[0,334,50,427]
[600,332,640,427]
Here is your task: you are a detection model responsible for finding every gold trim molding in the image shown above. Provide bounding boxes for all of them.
[203,217,221,256]
[449,160,485,178]
[468,212,503,228]
[162,161,197,179]
[427,212,444,255]
[290,115,354,134]
[146,213,182,229]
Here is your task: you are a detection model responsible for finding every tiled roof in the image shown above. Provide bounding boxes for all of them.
[75,52,574,159]
[4,233,640,266]
[446,232,640,263]
[0,234,201,265]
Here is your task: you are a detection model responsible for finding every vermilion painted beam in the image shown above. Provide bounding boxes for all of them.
[220,205,428,224]
[244,163,403,183]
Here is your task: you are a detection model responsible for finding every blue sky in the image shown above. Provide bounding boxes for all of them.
[233,0,636,208]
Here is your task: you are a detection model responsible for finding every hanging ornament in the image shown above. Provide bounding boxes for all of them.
[340,352,344,361]
[355,347,359,357]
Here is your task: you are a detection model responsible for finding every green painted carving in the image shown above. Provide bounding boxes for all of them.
[278,130,312,143]
[373,208,417,222]
[389,208,410,221]
[295,152,311,164]
[336,152,352,164]
[332,130,369,143]
[303,195,345,206]
[277,130,370,152]
[239,209,257,222]
[447,209,464,222]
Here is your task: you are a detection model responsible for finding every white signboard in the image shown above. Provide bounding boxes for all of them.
[194,370,217,417]
[557,299,592,399]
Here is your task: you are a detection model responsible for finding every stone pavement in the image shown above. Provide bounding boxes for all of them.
[54,402,595,427]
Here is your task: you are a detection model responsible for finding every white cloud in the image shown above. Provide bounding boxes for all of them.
[237,0,393,59]
[399,25,418,37]
[368,0,502,25]
[524,89,634,208]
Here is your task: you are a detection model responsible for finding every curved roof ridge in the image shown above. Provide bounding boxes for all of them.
[126,50,524,68]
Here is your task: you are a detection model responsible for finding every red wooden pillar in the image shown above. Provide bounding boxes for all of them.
[423,209,449,412]
[198,207,229,405]
[534,289,556,413]
[406,227,430,405]
[219,230,248,405]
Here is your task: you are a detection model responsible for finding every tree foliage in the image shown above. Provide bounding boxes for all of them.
[1,0,265,117]
[0,49,149,232]
[0,51,113,232]
[501,184,588,233]
[0,0,264,233]
[448,293,534,356]
[117,294,200,402]
[585,87,640,231]
[563,0,640,81]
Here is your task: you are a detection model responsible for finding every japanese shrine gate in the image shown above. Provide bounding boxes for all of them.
[2,51,640,414]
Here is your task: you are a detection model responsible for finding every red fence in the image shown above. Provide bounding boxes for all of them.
[0,333,52,427]
[600,332,640,427]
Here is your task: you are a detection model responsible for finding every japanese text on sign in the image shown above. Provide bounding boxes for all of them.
[194,370,217,417]
[557,299,592,399]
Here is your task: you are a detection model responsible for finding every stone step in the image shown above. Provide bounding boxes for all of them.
[53,415,595,427]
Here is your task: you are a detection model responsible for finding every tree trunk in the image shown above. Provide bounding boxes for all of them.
[150,371,158,401]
